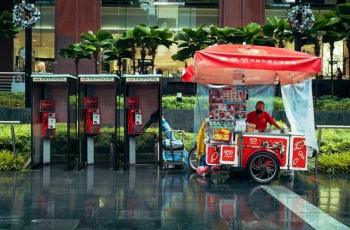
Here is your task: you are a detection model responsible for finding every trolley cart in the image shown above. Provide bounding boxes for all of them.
[184,44,321,183]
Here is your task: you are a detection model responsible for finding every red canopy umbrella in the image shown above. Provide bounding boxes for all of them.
[183,44,322,85]
[182,65,195,82]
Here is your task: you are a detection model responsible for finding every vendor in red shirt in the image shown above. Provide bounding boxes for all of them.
[246,101,281,132]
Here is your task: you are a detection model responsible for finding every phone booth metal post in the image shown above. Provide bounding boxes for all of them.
[78,74,120,169]
[31,74,78,169]
[122,74,162,169]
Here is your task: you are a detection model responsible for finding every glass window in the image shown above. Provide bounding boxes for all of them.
[102,5,218,32]
[101,4,218,74]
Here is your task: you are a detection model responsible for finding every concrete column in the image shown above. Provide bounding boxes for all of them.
[0,0,14,72]
[129,137,136,164]
[43,139,51,164]
[218,0,265,27]
[54,0,101,74]
[87,136,94,164]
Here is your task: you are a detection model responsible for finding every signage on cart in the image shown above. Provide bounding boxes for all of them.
[206,145,220,165]
[208,87,247,121]
[290,136,308,170]
[208,120,235,129]
[249,137,258,144]
[220,145,238,165]
[212,129,231,142]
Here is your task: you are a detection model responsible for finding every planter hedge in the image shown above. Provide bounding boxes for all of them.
[0,150,27,171]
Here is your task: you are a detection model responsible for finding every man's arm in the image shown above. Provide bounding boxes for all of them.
[266,112,281,130]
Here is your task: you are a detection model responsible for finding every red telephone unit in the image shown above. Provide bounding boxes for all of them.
[127,96,143,136]
[84,97,101,135]
[40,100,56,138]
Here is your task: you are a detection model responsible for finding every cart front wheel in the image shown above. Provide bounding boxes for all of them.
[247,152,280,184]
[188,147,199,172]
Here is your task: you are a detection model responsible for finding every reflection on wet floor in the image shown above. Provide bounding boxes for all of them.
[0,165,349,229]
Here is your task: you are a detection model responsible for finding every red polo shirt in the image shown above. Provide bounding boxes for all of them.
[246,111,276,132]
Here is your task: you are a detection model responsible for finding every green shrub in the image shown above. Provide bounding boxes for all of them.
[0,124,31,154]
[318,152,350,174]
[0,92,24,108]
[318,129,350,155]
[1,92,350,111]
[162,96,196,110]
[162,95,350,111]
[0,150,28,171]
[316,129,350,174]
[273,97,285,111]
[316,97,350,111]
[173,131,194,151]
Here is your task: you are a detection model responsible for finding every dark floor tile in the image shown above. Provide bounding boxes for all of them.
[0,165,350,229]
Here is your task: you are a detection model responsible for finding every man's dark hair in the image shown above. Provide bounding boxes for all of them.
[256,101,265,107]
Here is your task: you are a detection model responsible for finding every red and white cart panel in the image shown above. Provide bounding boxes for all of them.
[241,133,308,170]
[241,133,289,169]
[289,135,308,170]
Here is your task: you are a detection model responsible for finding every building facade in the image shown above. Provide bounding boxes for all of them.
[0,0,348,76]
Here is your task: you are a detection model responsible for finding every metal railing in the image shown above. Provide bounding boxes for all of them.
[315,125,350,178]
[0,121,21,158]
[0,72,25,82]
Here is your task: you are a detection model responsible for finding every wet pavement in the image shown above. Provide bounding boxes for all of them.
[0,165,349,230]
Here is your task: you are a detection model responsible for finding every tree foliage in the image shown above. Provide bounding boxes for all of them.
[59,42,91,76]
[80,30,114,74]
[0,11,19,39]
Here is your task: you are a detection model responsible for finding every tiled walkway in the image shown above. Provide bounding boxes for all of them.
[0,165,349,229]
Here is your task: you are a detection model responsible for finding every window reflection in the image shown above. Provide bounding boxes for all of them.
[102,5,218,31]
[12,1,219,74]
[101,5,218,75]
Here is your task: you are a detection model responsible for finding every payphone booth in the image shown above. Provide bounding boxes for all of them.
[123,74,162,169]
[31,74,78,169]
[78,74,119,169]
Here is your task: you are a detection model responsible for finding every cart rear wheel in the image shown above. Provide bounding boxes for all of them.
[188,147,199,172]
[247,152,280,184]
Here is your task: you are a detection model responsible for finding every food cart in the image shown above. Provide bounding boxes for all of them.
[184,44,321,184]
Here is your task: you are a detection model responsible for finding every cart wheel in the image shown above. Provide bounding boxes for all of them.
[188,147,199,172]
[246,152,280,184]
